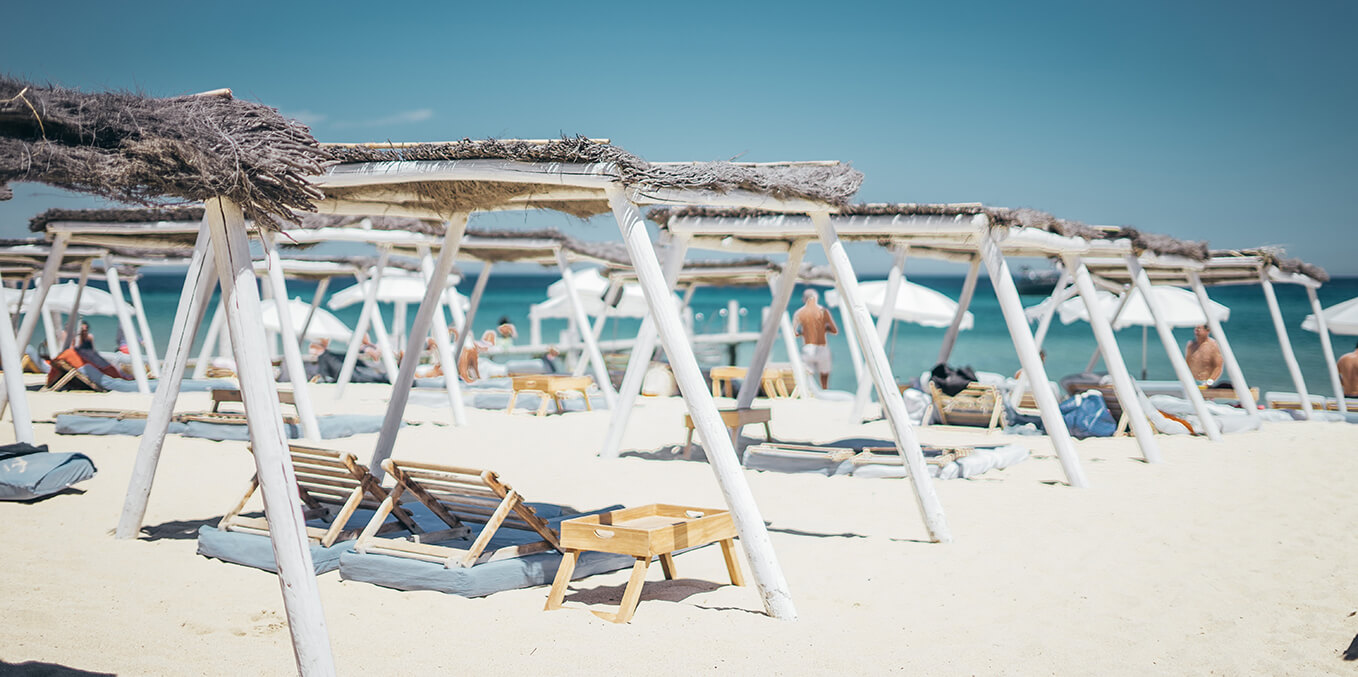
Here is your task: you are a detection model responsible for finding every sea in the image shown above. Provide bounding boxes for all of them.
[61,272,1358,397]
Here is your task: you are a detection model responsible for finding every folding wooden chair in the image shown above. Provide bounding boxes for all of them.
[354,459,562,568]
[44,359,108,392]
[218,445,418,547]
[928,382,1003,431]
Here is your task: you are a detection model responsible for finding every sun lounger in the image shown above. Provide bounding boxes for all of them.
[0,442,96,501]
[927,382,1003,431]
[217,445,418,548]
[1264,391,1357,412]
[353,459,561,568]
[44,359,108,392]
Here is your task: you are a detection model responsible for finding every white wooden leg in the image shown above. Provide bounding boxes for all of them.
[62,261,92,351]
[127,277,160,378]
[15,234,66,352]
[0,271,33,443]
[204,198,335,677]
[937,256,981,365]
[835,302,862,394]
[451,262,493,359]
[117,217,215,539]
[370,219,468,478]
[1307,286,1346,412]
[1067,257,1161,462]
[193,302,225,380]
[417,245,467,428]
[556,250,617,407]
[336,251,388,395]
[298,277,330,350]
[104,266,150,394]
[978,223,1089,488]
[610,187,797,620]
[813,212,954,541]
[780,305,812,397]
[1009,274,1072,408]
[1188,272,1260,417]
[737,241,806,408]
[261,232,322,441]
[393,301,407,349]
[598,235,689,459]
[851,246,905,421]
[1260,272,1313,418]
[40,309,58,359]
[1127,255,1222,440]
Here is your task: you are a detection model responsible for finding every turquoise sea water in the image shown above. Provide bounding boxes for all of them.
[55,272,1358,397]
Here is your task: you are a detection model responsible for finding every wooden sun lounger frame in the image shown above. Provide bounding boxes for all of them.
[927,382,1003,431]
[219,445,418,547]
[44,358,109,392]
[745,442,974,469]
[354,458,562,569]
[57,408,148,420]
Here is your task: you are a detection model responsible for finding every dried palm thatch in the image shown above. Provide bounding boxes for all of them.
[0,77,327,228]
[29,206,207,232]
[323,138,862,218]
[648,204,1210,261]
[291,213,445,235]
[1212,247,1329,283]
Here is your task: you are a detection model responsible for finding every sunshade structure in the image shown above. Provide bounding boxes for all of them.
[644,203,1221,473]
[1304,297,1358,336]
[1078,247,1339,415]
[826,279,974,329]
[262,297,351,342]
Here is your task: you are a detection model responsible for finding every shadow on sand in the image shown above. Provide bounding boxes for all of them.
[0,660,115,676]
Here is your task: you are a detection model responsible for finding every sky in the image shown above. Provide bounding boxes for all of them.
[1,0,1354,276]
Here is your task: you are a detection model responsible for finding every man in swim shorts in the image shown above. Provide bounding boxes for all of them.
[793,289,838,389]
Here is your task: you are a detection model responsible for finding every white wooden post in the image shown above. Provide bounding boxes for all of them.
[574,280,616,378]
[555,250,617,407]
[298,276,330,350]
[336,250,391,395]
[1086,290,1135,374]
[1011,274,1074,408]
[41,309,58,358]
[15,233,67,351]
[851,246,906,421]
[609,187,797,620]
[834,302,863,393]
[369,218,468,478]
[204,198,336,676]
[62,261,92,350]
[0,270,34,443]
[598,235,690,459]
[812,212,954,541]
[192,302,225,380]
[1067,257,1161,462]
[977,222,1089,488]
[104,264,150,394]
[127,276,160,378]
[1306,286,1346,412]
[1126,255,1222,440]
[417,244,467,428]
[261,232,323,441]
[1259,271,1313,417]
[117,218,216,539]
[779,300,812,397]
[937,255,981,365]
[451,262,493,359]
[393,301,407,349]
[736,241,807,408]
[1187,272,1260,417]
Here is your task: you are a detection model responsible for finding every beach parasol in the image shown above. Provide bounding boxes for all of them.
[264,298,352,342]
[825,278,973,329]
[326,270,469,311]
[1302,296,1358,336]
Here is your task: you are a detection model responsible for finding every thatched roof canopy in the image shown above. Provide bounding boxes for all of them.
[1209,248,1329,283]
[0,78,328,227]
[1081,245,1328,288]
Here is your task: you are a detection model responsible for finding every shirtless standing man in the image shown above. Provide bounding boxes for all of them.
[793,289,838,390]
[1185,324,1223,385]
[1338,341,1358,397]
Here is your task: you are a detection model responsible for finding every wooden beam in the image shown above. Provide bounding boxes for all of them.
[1307,285,1346,413]
[1188,272,1260,417]
[736,242,807,409]
[1260,270,1313,418]
[0,269,34,443]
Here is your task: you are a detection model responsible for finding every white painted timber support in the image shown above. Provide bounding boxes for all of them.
[393,302,407,349]
[117,217,216,539]
[835,301,863,393]
[777,278,813,398]
[977,222,1089,488]
[1011,273,1074,408]
[451,262,494,359]
[0,270,34,443]
[598,235,690,459]
[736,241,808,409]
[1127,255,1222,440]
[1066,257,1161,462]
[336,249,393,395]
[41,310,58,359]
[261,232,323,441]
[204,198,336,676]
[851,245,906,421]
[103,264,150,394]
[127,276,161,378]
[556,249,617,407]
[62,261,92,350]
[812,211,954,541]
[417,244,467,428]
[937,255,981,365]
[1187,272,1260,418]
[575,280,617,378]
[298,277,330,350]
[1086,290,1135,374]
[370,217,468,478]
[193,302,225,380]
[1260,271,1312,418]
[15,233,67,352]
[1306,285,1346,413]
[608,187,797,620]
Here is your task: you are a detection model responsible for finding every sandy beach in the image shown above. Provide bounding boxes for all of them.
[1,382,1354,675]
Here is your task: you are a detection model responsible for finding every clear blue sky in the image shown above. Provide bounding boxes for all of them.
[2,0,1354,275]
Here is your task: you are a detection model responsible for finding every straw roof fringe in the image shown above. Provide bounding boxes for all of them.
[29,206,207,232]
[0,77,327,228]
[325,138,863,209]
[293,213,445,235]
[1212,247,1329,283]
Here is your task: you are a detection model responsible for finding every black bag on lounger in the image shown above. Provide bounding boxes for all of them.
[314,350,388,384]
[930,363,978,397]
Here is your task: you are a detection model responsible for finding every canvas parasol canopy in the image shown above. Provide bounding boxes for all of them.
[263,298,352,342]
[1025,286,1229,330]
[825,278,973,329]
[8,282,119,316]
[1302,296,1358,336]
[326,270,469,312]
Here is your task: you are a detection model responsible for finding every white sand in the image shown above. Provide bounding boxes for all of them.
[3,383,1356,675]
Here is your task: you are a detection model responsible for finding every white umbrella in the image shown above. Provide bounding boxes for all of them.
[529,285,651,320]
[264,298,352,342]
[546,267,611,299]
[1026,286,1228,330]
[327,270,469,311]
[23,282,119,316]
[825,279,973,329]
[1302,296,1358,336]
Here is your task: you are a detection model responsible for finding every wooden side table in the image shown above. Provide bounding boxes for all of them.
[682,408,772,459]
[709,366,746,398]
[545,504,744,623]
[507,374,594,415]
